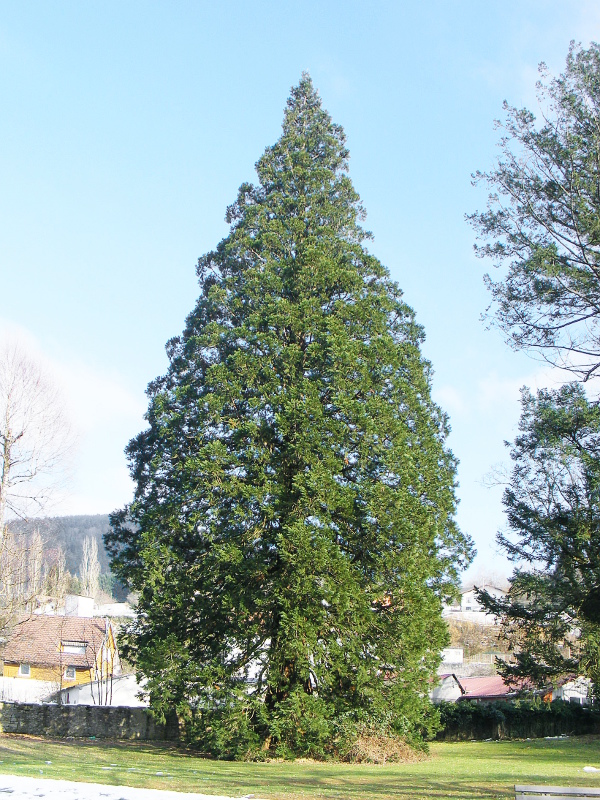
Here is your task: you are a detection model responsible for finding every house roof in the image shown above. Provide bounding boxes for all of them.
[461,585,506,595]
[456,675,512,698]
[1,616,109,669]
[436,673,536,700]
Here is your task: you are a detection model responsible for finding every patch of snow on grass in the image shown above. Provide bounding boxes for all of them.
[0,774,266,800]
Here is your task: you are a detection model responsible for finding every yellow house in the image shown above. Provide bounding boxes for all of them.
[1,615,118,693]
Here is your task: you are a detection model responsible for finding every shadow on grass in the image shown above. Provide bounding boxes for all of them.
[0,735,598,800]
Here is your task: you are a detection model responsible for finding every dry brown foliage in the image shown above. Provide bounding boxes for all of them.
[447,619,508,657]
[340,734,427,764]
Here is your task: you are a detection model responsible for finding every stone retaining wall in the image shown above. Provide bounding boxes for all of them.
[0,702,179,741]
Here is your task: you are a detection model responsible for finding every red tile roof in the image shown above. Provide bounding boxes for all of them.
[1,616,109,669]
[457,675,514,699]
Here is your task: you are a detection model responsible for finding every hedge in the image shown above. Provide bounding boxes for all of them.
[436,699,600,741]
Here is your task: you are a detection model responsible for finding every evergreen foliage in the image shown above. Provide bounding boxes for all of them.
[107,75,473,758]
[437,699,600,741]
[469,42,600,382]
[470,40,600,700]
[478,384,600,694]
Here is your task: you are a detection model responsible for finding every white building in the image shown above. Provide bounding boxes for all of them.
[59,674,148,707]
[442,585,507,626]
[550,676,592,706]
[34,596,135,620]
[440,648,464,665]
[95,602,135,619]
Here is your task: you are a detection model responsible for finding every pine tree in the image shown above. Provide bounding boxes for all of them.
[107,75,473,758]
[469,42,600,383]
[478,384,600,696]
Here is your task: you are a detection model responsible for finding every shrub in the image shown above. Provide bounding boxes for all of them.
[437,699,600,741]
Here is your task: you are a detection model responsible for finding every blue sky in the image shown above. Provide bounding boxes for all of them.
[2,1,599,581]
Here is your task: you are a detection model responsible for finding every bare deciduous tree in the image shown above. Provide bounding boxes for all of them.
[0,340,72,532]
[0,530,44,631]
[43,545,69,601]
[0,530,26,611]
[0,340,73,630]
[87,618,117,706]
[80,535,100,599]
[27,529,44,599]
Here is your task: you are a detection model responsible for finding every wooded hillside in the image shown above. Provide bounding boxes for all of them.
[7,514,111,578]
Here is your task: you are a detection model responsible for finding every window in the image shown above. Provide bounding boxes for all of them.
[64,666,76,680]
[19,664,30,677]
[61,641,86,655]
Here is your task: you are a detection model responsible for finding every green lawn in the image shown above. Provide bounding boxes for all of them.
[0,735,599,800]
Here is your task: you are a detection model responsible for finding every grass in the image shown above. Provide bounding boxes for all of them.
[0,734,599,799]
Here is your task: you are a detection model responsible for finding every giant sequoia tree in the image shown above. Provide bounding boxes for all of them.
[107,76,472,758]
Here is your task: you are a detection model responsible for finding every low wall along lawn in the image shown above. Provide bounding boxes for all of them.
[0,702,179,741]
[2,699,599,744]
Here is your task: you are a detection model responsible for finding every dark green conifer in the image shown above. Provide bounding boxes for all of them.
[107,75,473,758]
[478,384,600,697]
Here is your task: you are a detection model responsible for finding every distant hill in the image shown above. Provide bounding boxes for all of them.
[7,514,112,577]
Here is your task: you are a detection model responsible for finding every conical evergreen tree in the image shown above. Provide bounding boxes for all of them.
[107,75,473,758]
